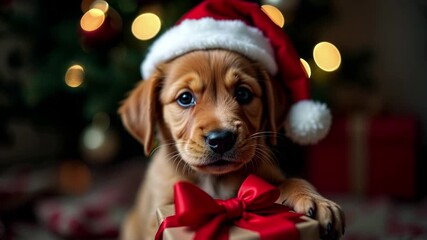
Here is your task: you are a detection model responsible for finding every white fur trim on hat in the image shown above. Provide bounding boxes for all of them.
[285,100,332,144]
[141,18,277,78]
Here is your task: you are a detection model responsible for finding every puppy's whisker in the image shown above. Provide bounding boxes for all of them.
[249,143,276,168]
[250,131,277,137]
[169,143,195,175]
[167,151,192,175]
[238,142,272,170]
[165,148,187,173]
[151,141,178,155]
[249,131,287,141]
[171,153,182,173]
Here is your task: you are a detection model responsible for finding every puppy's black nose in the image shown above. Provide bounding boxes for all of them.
[205,130,236,154]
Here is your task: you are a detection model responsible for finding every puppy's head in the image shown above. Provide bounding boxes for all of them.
[119,50,287,174]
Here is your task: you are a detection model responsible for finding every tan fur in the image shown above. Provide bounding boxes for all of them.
[119,50,344,240]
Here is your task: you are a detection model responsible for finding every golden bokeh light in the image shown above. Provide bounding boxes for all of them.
[131,13,162,41]
[300,58,311,78]
[65,64,84,88]
[313,42,341,72]
[91,0,109,13]
[80,8,105,32]
[261,5,285,28]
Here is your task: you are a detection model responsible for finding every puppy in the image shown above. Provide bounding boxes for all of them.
[119,49,345,240]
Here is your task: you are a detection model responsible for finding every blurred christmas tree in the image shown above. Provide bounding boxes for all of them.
[1,0,355,168]
[0,0,202,166]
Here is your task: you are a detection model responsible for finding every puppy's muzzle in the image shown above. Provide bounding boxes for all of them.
[205,130,236,154]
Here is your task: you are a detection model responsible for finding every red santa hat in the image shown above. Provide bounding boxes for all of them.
[141,0,331,144]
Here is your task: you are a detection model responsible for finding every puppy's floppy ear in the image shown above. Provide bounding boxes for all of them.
[118,70,163,155]
[261,70,288,145]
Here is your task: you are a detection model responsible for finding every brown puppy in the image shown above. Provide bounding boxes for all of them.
[119,50,344,240]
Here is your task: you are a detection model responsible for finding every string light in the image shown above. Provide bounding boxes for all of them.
[80,8,105,32]
[65,64,84,88]
[261,5,285,28]
[313,42,341,72]
[300,58,311,78]
[131,13,161,41]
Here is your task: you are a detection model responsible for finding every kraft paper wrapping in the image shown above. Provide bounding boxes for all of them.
[156,204,320,240]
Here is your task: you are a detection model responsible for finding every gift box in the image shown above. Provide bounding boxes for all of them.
[156,205,319,240]
[307,114,418,199]
[155,175,320,240]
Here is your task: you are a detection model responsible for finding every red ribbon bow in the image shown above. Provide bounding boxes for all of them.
[155,174,303,240]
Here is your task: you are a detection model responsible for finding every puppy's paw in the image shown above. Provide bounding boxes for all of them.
[282,194,345,240]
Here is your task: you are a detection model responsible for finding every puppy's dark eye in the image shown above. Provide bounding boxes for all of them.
[235,86,253,104]
[177,91,196,107]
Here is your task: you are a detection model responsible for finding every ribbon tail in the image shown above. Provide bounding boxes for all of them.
[155,215,180,240]
[194,214,229,240]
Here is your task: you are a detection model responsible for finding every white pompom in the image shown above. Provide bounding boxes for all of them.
[285,100,332,145]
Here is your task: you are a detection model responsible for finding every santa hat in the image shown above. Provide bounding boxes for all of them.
[141,0,331,145]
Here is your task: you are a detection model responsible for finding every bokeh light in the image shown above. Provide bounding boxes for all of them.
[313,42,341,72]
[131,13,161,41]
[80,8,105,32]
[83,126,105,150]
[91,0,109,13]
[65,64,84,88]
[81,121,119,164]
[300,58,311,78]
[58,160,92,195]
[261,5,285,28]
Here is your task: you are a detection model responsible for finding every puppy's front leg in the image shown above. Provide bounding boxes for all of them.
[278,179,345,239]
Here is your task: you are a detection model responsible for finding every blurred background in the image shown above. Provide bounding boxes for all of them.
[0,0,426,239]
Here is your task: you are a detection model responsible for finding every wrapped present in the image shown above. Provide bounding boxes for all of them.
[155,174,320,240]
[307,114,418,199]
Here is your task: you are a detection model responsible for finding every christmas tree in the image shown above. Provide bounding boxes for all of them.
[0,0,202,166]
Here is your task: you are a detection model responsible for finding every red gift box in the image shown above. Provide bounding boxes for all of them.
[155,175,320,240]
[307,114,418,199]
